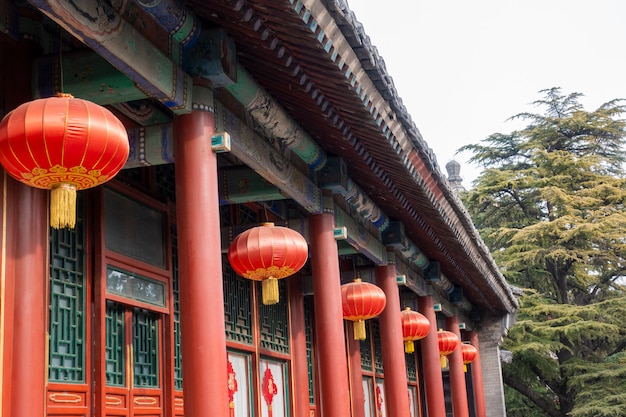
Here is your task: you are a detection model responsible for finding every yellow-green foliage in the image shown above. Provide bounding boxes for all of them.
[460,88,626,417]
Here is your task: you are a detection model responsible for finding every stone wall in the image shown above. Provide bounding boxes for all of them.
[477,314,511,417]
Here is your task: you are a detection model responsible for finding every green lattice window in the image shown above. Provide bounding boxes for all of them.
[372,321,384,374]
[133,308,160,388]
[239,205,258,224]
[259,281,290,354]
[406,353,417,382]
[171,224,183,390]
[155,164,176,203]
[360,332,373,372]
[220,204,232,227]
[223,260,253,345]
[105,301,125,386]
[304,296,316,405]
[48,203,86,383]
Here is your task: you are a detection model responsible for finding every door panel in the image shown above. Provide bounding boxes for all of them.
[104,301,164,417]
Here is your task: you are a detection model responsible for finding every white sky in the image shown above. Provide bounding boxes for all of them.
[348,0,626,187]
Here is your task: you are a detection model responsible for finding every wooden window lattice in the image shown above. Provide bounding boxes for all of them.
[155,164,176,203]
[105,301,125,386]
[133,308,160,388]
[171,223,183,390]
[406,352,417,382]
[372,321,384,374]
[259,281,290,354]
[360,328,374,372]
[48,202,86,383]
[223,260,254,345]
[304,296,316,405]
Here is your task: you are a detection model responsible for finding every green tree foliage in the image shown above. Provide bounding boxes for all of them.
[458,88,626,417]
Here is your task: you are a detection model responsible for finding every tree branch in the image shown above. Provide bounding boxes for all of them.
[503,374,562,417]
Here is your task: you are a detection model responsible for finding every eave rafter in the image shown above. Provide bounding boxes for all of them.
[191,0,515,312]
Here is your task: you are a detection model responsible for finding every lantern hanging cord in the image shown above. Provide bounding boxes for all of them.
[58,27,64,94]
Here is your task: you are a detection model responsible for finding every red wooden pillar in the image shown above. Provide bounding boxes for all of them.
[418,295,446,417]
[467,330,486,417]
[446,316,469,417]
[347,324,366,417]
[309,212,351,417]
[375,263,411,417]
[288,275,311,417]
[3,38,47,417]
[8,179,48,417]
[174,103,229,417]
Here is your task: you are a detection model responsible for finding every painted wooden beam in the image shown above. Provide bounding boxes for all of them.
[219,167,286,205]
[32,0,192,113]
[334,205,386,265]
[125,124,175,168]
[216,100,323,214]
[319,157,389,231]
[34,50,147,104]
[226,66,327,171]
[382,221,430,270]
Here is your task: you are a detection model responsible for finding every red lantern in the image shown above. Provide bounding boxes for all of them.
[228,222,308,305]
[341,278,386,340]
[0,94,129,229]
[461,342,478,372]
[437,329,460,368]
[400,307,430,354]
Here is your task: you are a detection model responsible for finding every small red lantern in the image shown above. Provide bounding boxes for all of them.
[400,307,430,354]
[341,278,386,341]
[0,94,129,229]
[228,222,308,305]
[461,343,478,372]
[437,329,460,368]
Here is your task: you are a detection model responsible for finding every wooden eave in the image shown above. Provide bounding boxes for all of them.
[188,0,517,313]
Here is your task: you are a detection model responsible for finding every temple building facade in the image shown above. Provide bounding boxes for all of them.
[0,1,517,417]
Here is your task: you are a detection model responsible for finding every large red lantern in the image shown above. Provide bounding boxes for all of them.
[437,329,460,368]
[228,222,308,305]
[400,307,430,354]
[461,343,478,372]
[0,94,129,229]
[341,278,386,341]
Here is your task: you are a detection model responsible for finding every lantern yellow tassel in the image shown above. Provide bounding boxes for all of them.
[353,320,366,340]
[50,183,77,229]
[262,276,279,305]
[404,340,415,354]
[440,355,448,369]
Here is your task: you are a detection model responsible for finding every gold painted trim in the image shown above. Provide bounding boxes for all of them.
[174,397,184,407]
[134,396,157,406]
[49,393,82,404]
[105,396,123,406]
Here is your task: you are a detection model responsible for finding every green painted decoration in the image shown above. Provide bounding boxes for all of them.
[48,200,86,383]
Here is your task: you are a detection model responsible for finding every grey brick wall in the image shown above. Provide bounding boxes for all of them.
[477,315,509,417]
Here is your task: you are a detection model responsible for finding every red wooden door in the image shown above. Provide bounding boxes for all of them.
[104,301,165,417]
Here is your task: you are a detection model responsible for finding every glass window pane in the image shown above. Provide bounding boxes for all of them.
[104,188,166,268]
[376,380,387,417]
[260,359,287,417]
[228,352,252,417]
[106,267,166,307]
